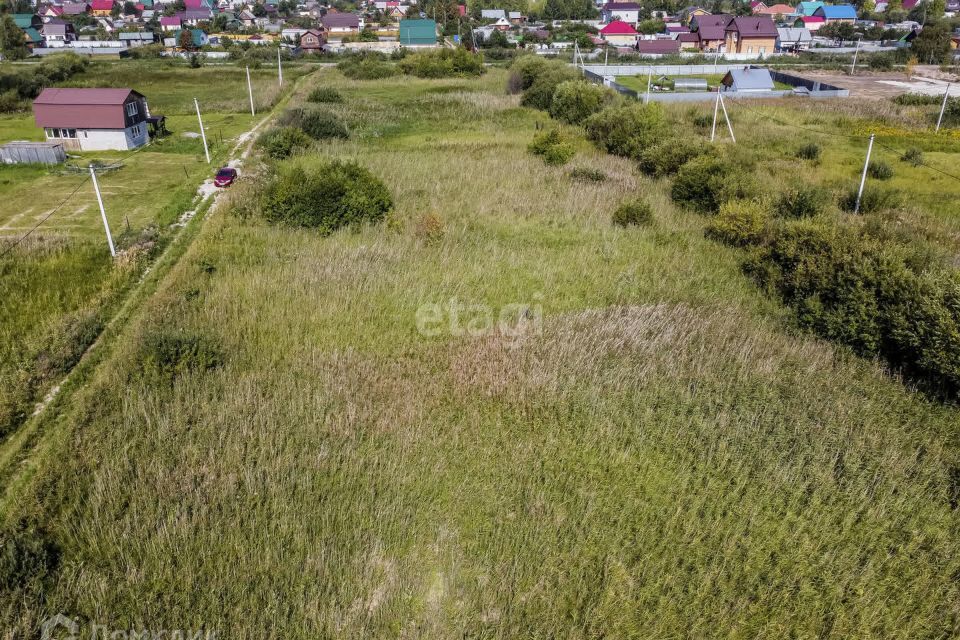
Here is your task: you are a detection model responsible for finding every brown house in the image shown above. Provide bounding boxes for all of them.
[724,16,777,55]
[690,14,731,52]
[33,88,150,151]
[300,28,325,51]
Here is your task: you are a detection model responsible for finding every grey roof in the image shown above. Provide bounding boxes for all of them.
[508,11,522,18]
[776,27,811,41]
[321,12,360,27]
[723,68,775,91]
[480,9,505,19]
[119,31,155,39]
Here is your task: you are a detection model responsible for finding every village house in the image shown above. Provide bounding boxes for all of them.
[42,19,77,45]
[319,12,361,40]
[599,20,638,46]
[33,88,150,151]
[753,3,796,16]
[794,1,823,15]
[724,16,777,55]
[299,27,325,51]
[794,14,825,29]
[776,26,812,51]
[90,0,114,16]
[690,14,731,51]
[398,18,437,45]
[721,67,775,91]
[601,2,642,24]
[812,4,857,23]
[636,38,681,54]
[679,6,710,24]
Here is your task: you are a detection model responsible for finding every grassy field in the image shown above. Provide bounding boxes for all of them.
[1,66,958,637]
[0,59,305,446]
[617,73,794,92]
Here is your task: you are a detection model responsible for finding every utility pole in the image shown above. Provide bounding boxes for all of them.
[936,83,952,132]
[854,133,875,214]
[713,47,721,73]
[850,34,862,75]
[277,47,283,86]
[645,67,652,104]
[89,165,116,258]
[719,92,735,143]
[711,89,721,141]
[604,46,608,67]
[194,98,210,164]
[246,66,255,116]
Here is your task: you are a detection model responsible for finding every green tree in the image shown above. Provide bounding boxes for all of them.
[911,22,951,63]
[0,14,29,60]
[178,28,195,50]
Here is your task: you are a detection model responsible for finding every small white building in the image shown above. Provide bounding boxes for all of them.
[33,88,151,151]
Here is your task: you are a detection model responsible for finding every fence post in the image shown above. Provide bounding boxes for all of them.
[854,134,875,214]
[936,83,951,132]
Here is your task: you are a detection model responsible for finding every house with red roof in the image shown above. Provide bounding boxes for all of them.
[724,15,777,54]
[91,0,114,16]
[793,15,824,30]
[636,38,681,54]
[690,14,731,51]
[160,15,181,30]
[599,20,638,46]
[754,3,795,16]
[33,88,150,151]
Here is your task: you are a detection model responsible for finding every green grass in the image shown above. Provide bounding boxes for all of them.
[616,73,795,92]
[1,68,959,638]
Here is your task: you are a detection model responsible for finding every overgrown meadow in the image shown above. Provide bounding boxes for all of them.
[1,60,959,638]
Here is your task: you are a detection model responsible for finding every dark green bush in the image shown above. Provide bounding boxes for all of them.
[671,155,758,214]
[901,147,923,166]
[398,48,483,78]
[257,126,313,159]
[507,55,550,93]
[892,93,942,106]
[283,109,349,140]
[612,198,654,227]
[867,160,894,180]
[705,199,768,246]
[569,166,607,182]
[138,328,223,381]
[528,129,576,166]
[776,185,829,219]
[795,143,821,161]
[838,184,902,214]
[637,138,706,178]
[0,523,60,592]
[583,103,665,159]
[548,80,610,124]
[868,53,894,70]
[262,160,393,233]
[337,55,398,80]
[307,87,343,103]
[520,66,581,111]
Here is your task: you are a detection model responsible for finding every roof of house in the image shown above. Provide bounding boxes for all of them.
[813,4,857,18]
[321,12,360,27]
[183,8,212,18]
[480,9,505,18]
[90,0,113,10]
[35,88,137,105]
[23,27,43,43]
[399,18,437,43]
[62,2,89,13]
[755,3,795,14]
[723,67,774,90]
[636,38,680,52]
[43,22,71,35]
[508,10,523,18]
[34,88,143,129]
[603,2,642,10]
[777,26,811,40]
[12,13,39,28]
[678,31,700,42]
[600,20,638,34]
[795,0,823,14]
[692,14,732,40]
[796,15,824,22]
[726,16,778,37]
[901,0,919,8]
[160,15,181,24]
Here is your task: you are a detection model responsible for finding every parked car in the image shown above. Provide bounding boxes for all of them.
[214,167,238,187]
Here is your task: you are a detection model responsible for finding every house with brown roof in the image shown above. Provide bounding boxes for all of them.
[33,88,150,151]
[320,12,361,40]
[690,14,731,51]
[724,16,777,55]
[299,28,325,51]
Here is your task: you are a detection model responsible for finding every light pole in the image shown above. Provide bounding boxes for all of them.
[850,34,862,75]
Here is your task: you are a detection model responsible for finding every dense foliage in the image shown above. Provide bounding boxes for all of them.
[706,199,769,247]
[548,80,610,125]
[337,54,399,80]
[307,87,344,103]
[0,53,89,113]
[670,154,757,213]
[528,128,576,166]
[398,48,484,78]
[637,138,707,178]
[612,198,654,227]
[257,126,313,159]
[583,103,665,159]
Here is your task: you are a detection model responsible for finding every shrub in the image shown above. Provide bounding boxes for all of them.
[569,166,607,182]
[0,524,60,592]
[398,48,483,78]
[337,55,398,80]
[528,128,576,166]
[299,109,349,140]
[776,185,829,219]
[692,113,713,128]
[415,212,445,243]
[138,327,223,381]
[671,155,758,214]
[868,53,894,71]
[262,160,393,233]
[795,143,821,161]
[838,184,902,213]
[867,160,894,180]
[706,199,769,246]
[508,55,550,94]
[901,146,923,166]
[548,80,610,125]
[307,87,343,103]
[612,198,654,227]
[583,103,665,159]
[893,93,941,106]
[637,138,706,178]
[257,126,312,159]
[520,66,581,111]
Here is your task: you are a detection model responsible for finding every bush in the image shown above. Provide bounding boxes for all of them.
[612,198,654,227]
[776,185,829,219]
[398,48,483,78]
[583,103,665,159]
[795,143,821,161]
[298,109,349,140]
[838,184,902,213]
[901,146,923,166]
[868,53,895,71]
[508,55,550,94]
[257,126,313,159]
[528,128,576,166]
[706,199,769,246]
[671,155,758,214]
[637,138,706,178]
[569,166,607,182]
[867,160,894,180]
[0,524,60,592]
[415,212,445,243]
[548,80,610,125]
[307,87,343,103]
[893,93,942,106]
[337,55,398,80]
[520,66,581,111]
[262,160,393,233]
[138,328,223,381]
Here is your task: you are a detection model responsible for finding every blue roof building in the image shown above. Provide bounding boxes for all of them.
[721,68,775,92]
[813,4,858,19]
[795,1,825,15]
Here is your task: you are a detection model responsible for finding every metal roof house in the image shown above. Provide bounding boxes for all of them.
[776,26,811,50]
[795,1,824,15]
[812,4,857,20]
[399,19,437,45]
[33,88,151,151]
[720,67,775,92]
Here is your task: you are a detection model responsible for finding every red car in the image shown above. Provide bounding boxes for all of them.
[214,167,238,187]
